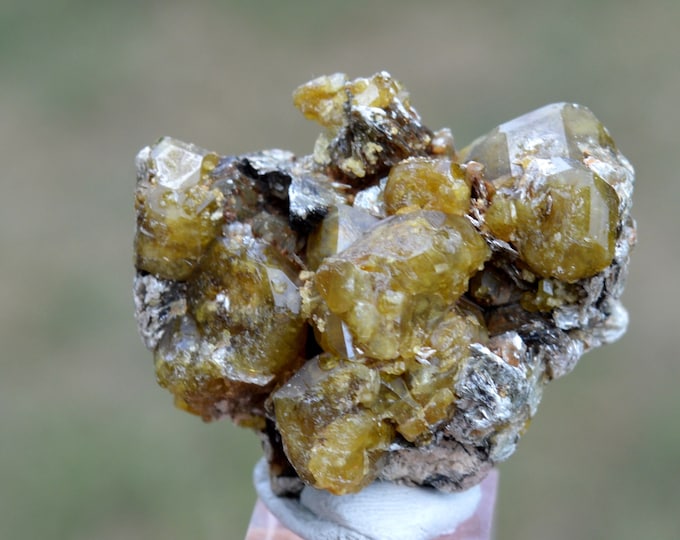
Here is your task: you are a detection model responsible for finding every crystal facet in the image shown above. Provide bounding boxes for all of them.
[461,103,630,282]
[307,211,490,361]
[134,137,223,280]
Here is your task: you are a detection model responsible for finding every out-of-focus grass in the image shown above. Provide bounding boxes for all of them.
[1,1,678,539]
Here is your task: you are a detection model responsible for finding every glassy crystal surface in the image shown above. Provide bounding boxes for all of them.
[134,137,223,280]
[461,103,630,282]
[306,204,379,271]
[384,157,470,216]
[307,211,489,361]
[153,229,307,424]
[293,71,432,181]
[134,74,636,496]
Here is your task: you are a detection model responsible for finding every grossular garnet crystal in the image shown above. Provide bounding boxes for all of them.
[134,72,636,495]
[461,103,624,283]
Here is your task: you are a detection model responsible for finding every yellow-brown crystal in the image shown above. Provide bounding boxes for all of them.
[154,232,306,422]
[292,73,348,128]
[273,356,393,494]
[384,157,470,216]
[486,165,619,282]
[292,72,412,130]
[309,211,490,360]
[272,303,488,493]
[135,137,222,281]
[293,71,431,180]
[463,102,622,282]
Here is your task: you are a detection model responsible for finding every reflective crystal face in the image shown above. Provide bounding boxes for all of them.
[134,75,635,496]
[273,302,488,494]
[134,137,223,281]
[484,159,619,282]
[384,156,470,216]
[153,230,307,424]
[461,102,617,179]
[306,204,379,271]
[308,211,490,361]
[293,71,432,180]
[462,103,623,282]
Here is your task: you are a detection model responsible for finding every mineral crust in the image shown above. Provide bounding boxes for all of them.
[134,72,636,496]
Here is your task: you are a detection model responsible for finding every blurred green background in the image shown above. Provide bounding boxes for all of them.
[2,1,678,539]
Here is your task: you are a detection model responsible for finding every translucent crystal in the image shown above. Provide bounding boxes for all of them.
[384,156,470,216]
[134,137,222,280]
[305,204,379,271]
[153,229,306,423]
[308,211,490,360]
[273,356,392,494]
[293,71,432,181]
[461,103,632,282]
[485,159,619,282]
[461,102,617,180]
[273,303,488,494]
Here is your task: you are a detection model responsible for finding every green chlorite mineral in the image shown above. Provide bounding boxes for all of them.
[134,72,636,496]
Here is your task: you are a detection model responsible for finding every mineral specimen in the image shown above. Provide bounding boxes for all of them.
[134,72,635,496]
